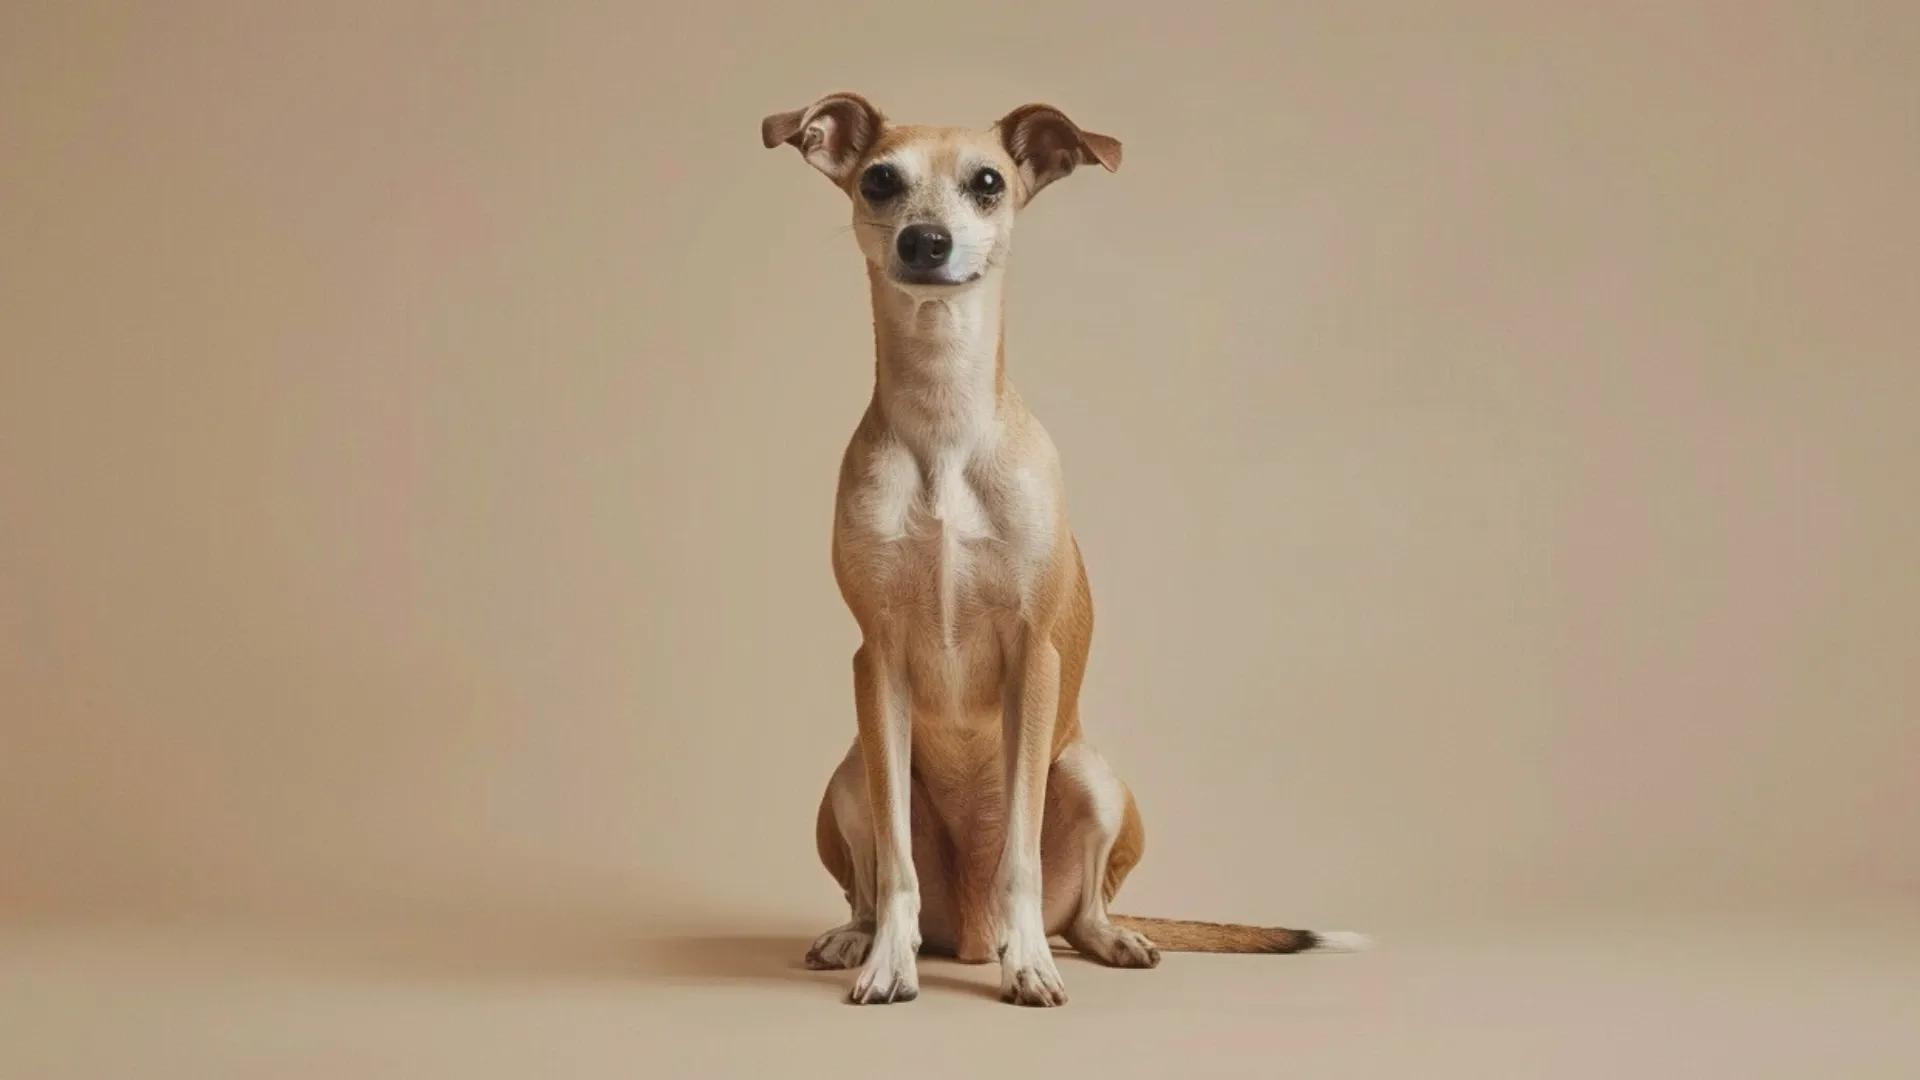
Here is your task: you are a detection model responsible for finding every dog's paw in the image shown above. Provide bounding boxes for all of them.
[848,930,919,1005]
[1073,922,1160,969]
[804,923,873,970]
[1001,956,1068,1007]
[999,925,1068,1007]
[1106,926,1161,968]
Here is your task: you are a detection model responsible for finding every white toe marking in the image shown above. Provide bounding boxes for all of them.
[807,924,874,969]
[999,915,1068,1005]
[850,920,920,1004]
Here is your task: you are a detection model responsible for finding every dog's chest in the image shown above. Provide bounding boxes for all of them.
[849,439,1046,628]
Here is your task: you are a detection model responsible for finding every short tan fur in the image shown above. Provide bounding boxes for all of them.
[762,92,1366,1007]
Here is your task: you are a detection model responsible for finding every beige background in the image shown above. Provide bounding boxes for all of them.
[3,2,1917,1076]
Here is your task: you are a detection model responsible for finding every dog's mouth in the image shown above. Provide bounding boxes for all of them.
[888,268,983,289]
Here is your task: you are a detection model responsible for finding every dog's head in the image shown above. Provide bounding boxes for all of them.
[761,93,1120,297]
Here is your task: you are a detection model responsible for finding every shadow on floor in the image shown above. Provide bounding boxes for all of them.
[184,920,821,987]
[641,933,819,982]
[643,934,1002,1001]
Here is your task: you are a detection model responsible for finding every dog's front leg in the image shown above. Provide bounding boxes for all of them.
[848,641,919,1004]
[994,631,1066,1006]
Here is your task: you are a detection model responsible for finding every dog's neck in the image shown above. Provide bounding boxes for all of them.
[867,265,1008,461]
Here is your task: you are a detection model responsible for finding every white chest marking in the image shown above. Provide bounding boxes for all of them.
[861,444,995,545]
[861,442,922,541]
[860,443,1002,650]
[929,456,992,541]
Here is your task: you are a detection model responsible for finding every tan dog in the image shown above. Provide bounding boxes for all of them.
[761,93,1367,1007]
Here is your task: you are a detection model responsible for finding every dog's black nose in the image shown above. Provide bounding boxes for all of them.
[895,224,952,270]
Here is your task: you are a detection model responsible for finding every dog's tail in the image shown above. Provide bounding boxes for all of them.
[1108,915,1372,955]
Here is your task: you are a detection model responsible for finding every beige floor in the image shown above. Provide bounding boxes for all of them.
[5,907,1915,1079]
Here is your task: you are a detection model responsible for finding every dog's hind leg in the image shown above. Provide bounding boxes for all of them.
[807,740,956,970]
[805,742,877,970]
[1044,742,1159,968]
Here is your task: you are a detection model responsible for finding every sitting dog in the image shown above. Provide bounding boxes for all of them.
[761,92,1366,1007]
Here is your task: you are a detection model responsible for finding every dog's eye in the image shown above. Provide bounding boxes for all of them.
[968,168,1004,199]
[860,164,902,202]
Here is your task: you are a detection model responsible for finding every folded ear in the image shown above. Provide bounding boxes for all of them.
[995,103,1122,203]
[760,92,885,184]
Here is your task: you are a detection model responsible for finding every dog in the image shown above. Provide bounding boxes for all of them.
[761,92,1367,1007]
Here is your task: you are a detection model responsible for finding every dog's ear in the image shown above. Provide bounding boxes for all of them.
[995,103,1121,203]
[761,92,885,184]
